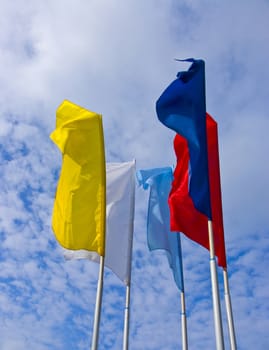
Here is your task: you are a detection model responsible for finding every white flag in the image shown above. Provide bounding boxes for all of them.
[64,160,136,285]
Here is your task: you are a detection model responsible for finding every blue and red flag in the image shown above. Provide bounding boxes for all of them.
[156,59,226,266]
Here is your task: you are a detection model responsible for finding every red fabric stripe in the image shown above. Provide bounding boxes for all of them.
[169,113,226,267]
[206,113,226,267]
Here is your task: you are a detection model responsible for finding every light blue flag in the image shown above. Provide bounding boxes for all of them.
[137,167,184,292]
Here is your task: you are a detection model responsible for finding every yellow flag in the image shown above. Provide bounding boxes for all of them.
[50,100,106,256]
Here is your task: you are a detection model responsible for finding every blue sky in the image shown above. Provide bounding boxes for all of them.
[0,0,269,349]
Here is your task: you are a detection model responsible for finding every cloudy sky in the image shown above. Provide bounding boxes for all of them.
[0,0,269,349]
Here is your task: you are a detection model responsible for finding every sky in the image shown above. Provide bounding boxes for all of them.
[0,0,269,349]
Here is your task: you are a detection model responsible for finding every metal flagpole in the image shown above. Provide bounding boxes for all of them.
[122,159,136,350]
[91,255,105,350]
[208,220,225,350]
[223,268,237,350]
[123,284,131,350]
[180,291,188,350]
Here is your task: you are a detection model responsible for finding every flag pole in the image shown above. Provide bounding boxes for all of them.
[208,220,225,350]
[223,268,237,349]
[180,291,188,350]
[123,161,135,350]
[123,283,131,350]
[91,255,105,350]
